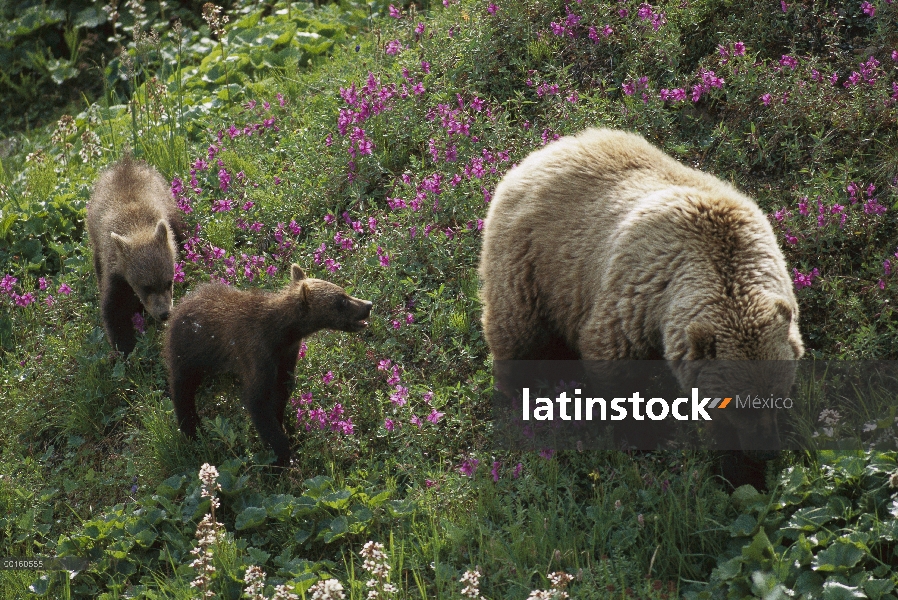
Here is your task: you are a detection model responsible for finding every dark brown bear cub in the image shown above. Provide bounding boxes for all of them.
[163,265,372,466]
[87,155,187,354]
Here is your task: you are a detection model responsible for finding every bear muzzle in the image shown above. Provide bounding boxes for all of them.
[350,300,373,331]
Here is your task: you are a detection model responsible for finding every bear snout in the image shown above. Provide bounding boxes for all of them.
[359,300,373,318]
[158,310,170,322]
[346,299,372,331]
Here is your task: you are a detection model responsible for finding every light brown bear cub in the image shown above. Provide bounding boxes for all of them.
[163,265,372,466]
[87,155,186,354]
[479,128,804,464]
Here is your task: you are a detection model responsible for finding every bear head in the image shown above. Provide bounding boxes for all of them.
[288,264,372,332]
[682,294,804,455]
[110,220,176,322]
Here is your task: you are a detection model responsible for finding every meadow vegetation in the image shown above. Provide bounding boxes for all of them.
[1,0,897,597]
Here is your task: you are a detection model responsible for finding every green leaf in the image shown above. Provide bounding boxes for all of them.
[246,547,270,565]
[864,579,895,600]
[742,530,774,564]
[45,58,78,85]
[795,571,825,597]
[74,6,107,28]
[323,516,348,543]
[812,542,866,572]
[320,490,352,508]
[156,475,185,498]
[714,556,742,581]
[235,507,268,530]
[294,528,312,545]
[304,475,334,495]
[133,529,157,548]
[787,507,835,532]
[822,581,867,600]
[729,513,758,537]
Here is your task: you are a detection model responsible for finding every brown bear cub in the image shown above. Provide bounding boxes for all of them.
[163,265,372,466]
[87,155,187,354]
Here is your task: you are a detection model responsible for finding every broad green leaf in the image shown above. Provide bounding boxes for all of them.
[812,542,866,572]
[822,581,867,600]
[787,507,835,532]
[156,475,185,499]
[742,530,774,563]
[235,506,268,530]
[863,579,895,600]
[729,513,758,537]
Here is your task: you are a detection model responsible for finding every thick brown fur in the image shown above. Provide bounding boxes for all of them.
[163,265,372,466]
[479,128,805,487]
[87,155,187,354]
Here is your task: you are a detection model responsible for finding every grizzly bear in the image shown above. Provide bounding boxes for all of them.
[479,128,804,486]
[163,265,372,466]
[87,155,187,355]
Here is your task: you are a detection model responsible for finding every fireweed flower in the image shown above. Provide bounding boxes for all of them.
[861,1,875,16]
[1,274,17,295]
[132,312,146,334]
[426,409,444,423]
[491,461,501,482]
[218,168,231,191]
[779,55,798,69]
[793,267,821,290]
[459,458,479,477]
[513,463,523,478]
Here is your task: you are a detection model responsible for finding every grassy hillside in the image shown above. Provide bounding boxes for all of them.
[1,0,897,598]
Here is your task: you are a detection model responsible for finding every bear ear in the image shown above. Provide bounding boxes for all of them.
[110,232,131,255]
[290,264,306,282]
[773,298,793,323]
[298,281,311,307]
[686,321,716,359]
[154,220,169,243]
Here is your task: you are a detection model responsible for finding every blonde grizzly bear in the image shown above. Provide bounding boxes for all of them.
[163,265,372,466]
[479,128,804,478]
[87,155,187,354]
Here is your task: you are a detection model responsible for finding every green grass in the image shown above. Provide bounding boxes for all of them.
[1,0,897,598]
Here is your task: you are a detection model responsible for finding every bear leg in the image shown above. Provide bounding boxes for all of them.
[101,277,143,355]
[170,368,204,439]
[482,295,559,360]
[241,367,292,466]
[272,353,299,429]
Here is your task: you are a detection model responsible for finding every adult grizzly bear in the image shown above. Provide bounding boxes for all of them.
[164,265,372,466]
[479,128,804,484]
[87,155,186,354]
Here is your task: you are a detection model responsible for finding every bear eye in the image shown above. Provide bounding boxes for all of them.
[339,297,348,309]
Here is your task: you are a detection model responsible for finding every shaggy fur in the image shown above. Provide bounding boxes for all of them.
[86,155,187,354]
[479,128,804,478]
[163,265,372,466]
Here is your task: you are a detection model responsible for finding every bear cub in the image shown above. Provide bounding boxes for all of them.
[163,265,372,466]
[87,155,186,354]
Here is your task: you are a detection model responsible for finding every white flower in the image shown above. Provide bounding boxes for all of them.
[309,578,345,600]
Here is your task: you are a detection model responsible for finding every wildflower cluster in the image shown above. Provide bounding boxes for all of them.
[359,541,396,598]
[459,569,483,599]
[1,274,73,310]
[292,391,355,435]
[201,2,228,38]
[308,578,346,600]
[527,571,575,599]
[244,565,299,600]
[377,359,444,433]
[190,464,225,598]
